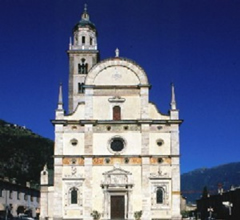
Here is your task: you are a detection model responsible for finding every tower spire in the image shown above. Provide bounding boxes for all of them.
[57,83,63,110]
[81,3,90,21]
[170,83,177,110]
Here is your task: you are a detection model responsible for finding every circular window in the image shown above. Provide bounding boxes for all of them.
[156,139,164,147]
[157,126,163,130]
[71,139,78,146]
[72,126,77,130]
[111,138,124,152]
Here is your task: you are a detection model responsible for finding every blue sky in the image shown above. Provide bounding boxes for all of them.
[0,0,240,174]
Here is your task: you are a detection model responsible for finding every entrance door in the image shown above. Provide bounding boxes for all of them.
[111,195,125,219]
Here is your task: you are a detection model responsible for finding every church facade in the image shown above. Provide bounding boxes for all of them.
[40,6,182,220]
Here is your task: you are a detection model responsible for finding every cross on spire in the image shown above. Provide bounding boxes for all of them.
[84,3,87,12]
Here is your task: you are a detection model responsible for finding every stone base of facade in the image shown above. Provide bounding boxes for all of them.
[42,218,181,220]
[171,216,182,220]
[47,218,181,220]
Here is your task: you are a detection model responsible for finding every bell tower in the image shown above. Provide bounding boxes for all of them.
[68,4,99,113]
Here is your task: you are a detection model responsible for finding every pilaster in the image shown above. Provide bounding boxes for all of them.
[141,124,149,155]
[83,158,93,220]
[53,158,63,219]
[140,87,149,119]
[170,123,181,219]
[85,87,93,119]
[40,186,48,220]
[141,157,151,220]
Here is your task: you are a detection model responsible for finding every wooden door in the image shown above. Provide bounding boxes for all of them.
[111,195,125,219]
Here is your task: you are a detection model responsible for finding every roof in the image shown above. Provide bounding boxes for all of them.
[73,5,96,32]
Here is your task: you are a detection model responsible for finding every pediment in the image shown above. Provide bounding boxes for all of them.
[103,167,132,176]
[102,166,133,186]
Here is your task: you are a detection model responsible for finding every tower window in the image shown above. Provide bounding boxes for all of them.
[78,83,85,93]
[113,106,121,120]
[90,37,93,45]
[78,59,88,74]
[82,36,85,44]
[156,188,164,204]
[71,188,78,204]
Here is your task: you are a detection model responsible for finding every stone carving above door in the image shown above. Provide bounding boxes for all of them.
[101,166,133,187]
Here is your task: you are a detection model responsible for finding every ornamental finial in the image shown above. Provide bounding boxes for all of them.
[170,83,177,110]
[115,48,119,57]
[57,82,63,110]
[84,3,87,12]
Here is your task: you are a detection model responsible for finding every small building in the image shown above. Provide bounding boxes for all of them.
[0,178,40,218]
[197,187,240,220]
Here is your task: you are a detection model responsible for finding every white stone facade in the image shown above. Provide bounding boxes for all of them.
[40,6,182,220]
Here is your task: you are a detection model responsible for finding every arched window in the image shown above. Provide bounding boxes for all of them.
[78,58,88,74]
[78,83,85,93]
[156,188,163,204]
[113,106,121,120]
[71,188,78,204]
[82,36,85,44]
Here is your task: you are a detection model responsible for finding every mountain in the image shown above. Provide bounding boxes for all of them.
[0,119,53,186]
[181,162,240,203]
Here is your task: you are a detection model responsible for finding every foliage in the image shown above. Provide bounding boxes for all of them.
[90,210,101,219]
[134,210,142,220]
[0,119,53,186]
